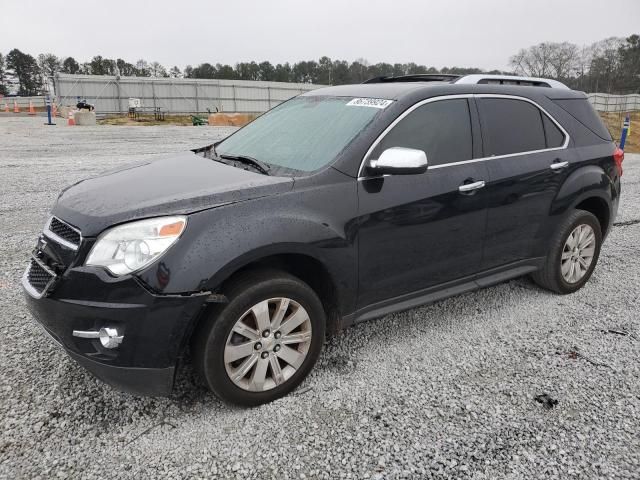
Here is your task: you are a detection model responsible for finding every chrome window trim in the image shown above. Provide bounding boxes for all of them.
[43,216,82,251]
[22,255,57,299]
[357,93,570,179]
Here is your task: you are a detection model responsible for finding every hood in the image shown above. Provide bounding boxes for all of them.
[52,151,293,236]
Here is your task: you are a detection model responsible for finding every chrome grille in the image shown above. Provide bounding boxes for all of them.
[23,257,56,298]
[44,216,81,250]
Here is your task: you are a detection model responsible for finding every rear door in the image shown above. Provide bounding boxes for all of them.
[476,95,572,270]
[356,97,489,308]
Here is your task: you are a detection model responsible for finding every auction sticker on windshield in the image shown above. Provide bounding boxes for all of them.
[346,98,394,109]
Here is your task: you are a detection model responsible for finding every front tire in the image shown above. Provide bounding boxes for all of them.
[192,270,326,406]
[532,209,602,294]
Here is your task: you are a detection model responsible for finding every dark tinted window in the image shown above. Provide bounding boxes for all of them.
[371,99,472,166]
[479,98,546,156]
[542,114,565,148]
[553,99,611,141]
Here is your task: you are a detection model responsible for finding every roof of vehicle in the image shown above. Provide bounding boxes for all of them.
[301,82,431,100]
[302,80,586,102]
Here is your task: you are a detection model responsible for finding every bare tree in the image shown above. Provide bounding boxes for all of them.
[589,37,624,92]
[575,44,595,89]
[548,42,579,80]
[510,42,579,78]
[510,43,554,77]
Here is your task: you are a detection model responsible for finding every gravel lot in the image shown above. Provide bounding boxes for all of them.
[1,117,639,479]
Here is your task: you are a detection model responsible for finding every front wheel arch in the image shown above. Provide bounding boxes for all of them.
[207,251,343,332]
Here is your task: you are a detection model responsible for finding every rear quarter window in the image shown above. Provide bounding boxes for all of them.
[552,99,611,141]
[542,114,566,148]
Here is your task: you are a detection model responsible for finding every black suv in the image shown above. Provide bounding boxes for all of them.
[23,74,623,406]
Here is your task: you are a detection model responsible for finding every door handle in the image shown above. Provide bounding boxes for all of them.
[458,180,485,193]
[550,161,569,171]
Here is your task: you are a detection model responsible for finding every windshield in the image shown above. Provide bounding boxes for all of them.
[216,96,385,174]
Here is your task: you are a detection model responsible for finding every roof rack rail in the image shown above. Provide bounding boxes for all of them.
[454,74,570,90]
[363,74,461,84]
[361,73,570,90]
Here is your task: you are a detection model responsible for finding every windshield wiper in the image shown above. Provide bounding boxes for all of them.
[220,154,271,175]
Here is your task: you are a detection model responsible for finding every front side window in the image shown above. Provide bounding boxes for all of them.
[370,99,473,166]
[217,96,384,174]
[478,98,547,156]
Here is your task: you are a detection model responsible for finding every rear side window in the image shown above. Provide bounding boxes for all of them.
[478,98,546,156]
[553,99,611,141]
[542,114,565,148]
[371,99,472,166]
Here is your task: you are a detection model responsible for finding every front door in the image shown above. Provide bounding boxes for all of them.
[356,97,489,308]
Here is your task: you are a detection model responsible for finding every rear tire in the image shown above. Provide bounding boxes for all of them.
[192,269,325,406]
[532,209,602,294]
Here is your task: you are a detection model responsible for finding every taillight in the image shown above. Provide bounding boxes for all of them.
[613,147,624,176]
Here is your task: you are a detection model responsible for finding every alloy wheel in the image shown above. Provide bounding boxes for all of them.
[560,224,596,284]
[224,297,312,392]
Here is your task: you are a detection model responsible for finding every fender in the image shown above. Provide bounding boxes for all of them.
[553,164,615,216]
[202,241,346,302]
[535,163,616,257]
[135,183,359,314]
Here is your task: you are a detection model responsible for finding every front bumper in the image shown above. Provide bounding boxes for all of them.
[23,265,208,396]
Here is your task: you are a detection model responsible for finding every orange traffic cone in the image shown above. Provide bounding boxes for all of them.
[67,111,75,126]
[52,103,58,117]
[13,100,20,113]
[3,102,8,113]
[28,100,36,115]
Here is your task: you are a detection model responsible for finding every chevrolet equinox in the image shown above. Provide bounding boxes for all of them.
[23,74,623,406]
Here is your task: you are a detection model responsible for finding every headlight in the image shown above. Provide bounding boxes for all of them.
[85,216,186,276]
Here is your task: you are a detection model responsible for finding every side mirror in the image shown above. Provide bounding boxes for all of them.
[367,147,428,175]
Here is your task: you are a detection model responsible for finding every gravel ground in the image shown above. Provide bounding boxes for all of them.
[1,117,639,479]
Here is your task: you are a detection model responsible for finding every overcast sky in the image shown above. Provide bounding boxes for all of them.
[2,0,639,71]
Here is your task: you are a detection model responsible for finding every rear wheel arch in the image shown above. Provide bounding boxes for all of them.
[551,165,614,239]
[555,165,613,209]
[574,196,611,237]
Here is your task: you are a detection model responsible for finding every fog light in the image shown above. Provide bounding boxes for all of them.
[99,327,123,349]
[73,327,124,349]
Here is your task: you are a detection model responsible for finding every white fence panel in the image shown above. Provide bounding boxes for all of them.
[54,74,323,114]
[0,96,46,108]
[587,93,640,112]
